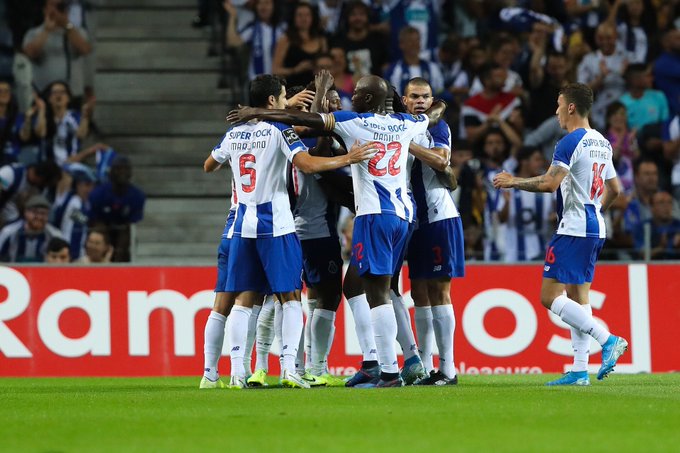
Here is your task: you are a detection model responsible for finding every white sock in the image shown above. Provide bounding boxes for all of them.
[347,294,378,362]
[304,299,317,371]
[390,290,419,361]
[282,301,304,374]
[571,304,592,372]
[325,323,336,373]
[415,306,435,373]
[243,303,261,375]
[255,296,276,372]
[274,301,283,374]
[311,308,335,375]
[550,295,610,345]
[203,311,227,380]
[296,323,306,374]
[432,304,456,378]
[228,305,251,378]
[371,303,399,374]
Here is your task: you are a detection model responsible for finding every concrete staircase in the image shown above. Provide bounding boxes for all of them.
[94,0,235,264]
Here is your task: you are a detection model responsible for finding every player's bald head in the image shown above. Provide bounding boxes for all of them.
[352,75,388,113]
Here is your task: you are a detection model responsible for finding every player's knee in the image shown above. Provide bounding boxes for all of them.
[427,281,451,306]
[540,292,557,309]
[410,283,429,306]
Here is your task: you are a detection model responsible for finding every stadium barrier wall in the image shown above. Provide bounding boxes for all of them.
[0,263,678,377]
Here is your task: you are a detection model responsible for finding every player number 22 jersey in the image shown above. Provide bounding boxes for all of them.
[328,111,429,221]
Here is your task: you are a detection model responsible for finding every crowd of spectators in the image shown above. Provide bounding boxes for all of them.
[214,0,680,261]
[7,1,675,263]
[0,0,145,263]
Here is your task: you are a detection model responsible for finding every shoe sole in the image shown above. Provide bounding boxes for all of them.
[597,339,629,380]
[546,379,590,386]
[281,378,310,389]
[199,379,224,389]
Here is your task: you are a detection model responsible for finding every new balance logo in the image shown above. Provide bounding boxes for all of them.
[283,345,288,350]
[231,346,240,351]
[369,349,376,354]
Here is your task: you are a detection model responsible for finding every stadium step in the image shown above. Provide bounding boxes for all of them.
[96,41,218,71]
[105,136,219,166]
[96,103,228,135]
[95,72,230,103]
[94,0,237,263]
[134,166,231,197]
[97,8,195,28]
[96,26,206,41]
[101,0,196,8]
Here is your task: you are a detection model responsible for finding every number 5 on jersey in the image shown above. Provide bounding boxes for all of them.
[239,153,256,192]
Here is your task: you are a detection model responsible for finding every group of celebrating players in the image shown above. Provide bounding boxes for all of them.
[198,69,629,390]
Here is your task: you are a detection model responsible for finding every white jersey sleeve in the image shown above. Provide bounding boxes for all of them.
[211,130,232,164]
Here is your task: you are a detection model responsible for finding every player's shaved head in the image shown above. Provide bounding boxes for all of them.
[404,77,431,95]
[352,75,388,113]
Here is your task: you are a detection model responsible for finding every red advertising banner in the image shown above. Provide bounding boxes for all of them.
[0,264,677,377]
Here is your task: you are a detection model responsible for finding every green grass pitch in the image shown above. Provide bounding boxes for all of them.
[2,374,679,452]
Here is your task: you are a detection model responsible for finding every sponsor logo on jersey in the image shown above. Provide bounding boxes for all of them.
[283,128,301,146]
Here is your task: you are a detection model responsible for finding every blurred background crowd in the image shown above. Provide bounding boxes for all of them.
[0,0,678,263]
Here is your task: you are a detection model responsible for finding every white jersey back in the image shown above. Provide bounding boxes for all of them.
[292,138,337,240]
[411,120,459,226]
[211,120,305,238]
[551,128,616,238]
[329,111,428,220]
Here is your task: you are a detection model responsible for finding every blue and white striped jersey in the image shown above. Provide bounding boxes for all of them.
[551,128,617,239]
[211,120,306,238]
[327,111,429,221]
[238,21,286,79]
[410,120,459,226]
[497,190,554,261]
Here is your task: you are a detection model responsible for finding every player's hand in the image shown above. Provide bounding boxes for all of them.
[315,69,334,93]
[347,140,378,164]
[226,104,253,124]
[222,0,236,15]
[493,171,514,189]
[287,89,315,109]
